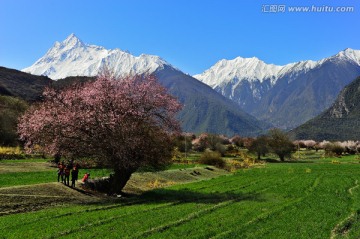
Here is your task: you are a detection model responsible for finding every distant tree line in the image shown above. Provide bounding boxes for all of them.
[174,130,360,161]
[294,139,360,156]
[173,128,296,162]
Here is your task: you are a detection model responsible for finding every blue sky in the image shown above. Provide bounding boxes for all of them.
[1,0,359,75]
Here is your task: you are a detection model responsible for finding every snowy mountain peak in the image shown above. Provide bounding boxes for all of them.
[194,56,283,87]
[63,33,84,47]
[333,48,360,64]
[22,34,173,80]
[48,33,87,55]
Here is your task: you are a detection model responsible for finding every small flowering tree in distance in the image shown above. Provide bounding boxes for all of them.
[18,73,182,194]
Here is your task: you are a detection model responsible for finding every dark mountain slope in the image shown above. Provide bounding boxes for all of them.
[290,76,360,141]
[156,66,270,136]
[0,67,52,102]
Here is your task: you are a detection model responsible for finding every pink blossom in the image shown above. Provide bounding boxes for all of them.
[18,74,182,193]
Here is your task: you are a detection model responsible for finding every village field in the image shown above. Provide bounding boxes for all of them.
[1,152,360,238]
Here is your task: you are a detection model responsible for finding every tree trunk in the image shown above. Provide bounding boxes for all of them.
[279,154,285,161]
[110,168,134,195]
[257,152,261,160]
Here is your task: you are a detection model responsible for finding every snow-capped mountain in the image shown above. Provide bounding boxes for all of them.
[23,34,172,80]
[194,48,360,100]
[20,34,269,136]
[194,48,360,129]
[194,57,284,87]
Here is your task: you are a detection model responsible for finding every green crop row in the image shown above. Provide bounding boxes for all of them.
[2,156,360,238]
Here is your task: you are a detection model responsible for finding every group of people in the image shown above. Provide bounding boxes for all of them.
[57,161,91,188]
[57,161,79,187]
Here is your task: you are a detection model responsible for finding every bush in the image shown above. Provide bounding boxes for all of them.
[227,160,244,172]
[0,146,25,160]
[199,150,226,168]
[324,142,345,156]
[332,143,345,156]
[215,143,226,156]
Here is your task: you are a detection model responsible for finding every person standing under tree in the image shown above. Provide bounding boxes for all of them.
[64,165,70,186]
[71,166,79,187]
[57,162,64,182]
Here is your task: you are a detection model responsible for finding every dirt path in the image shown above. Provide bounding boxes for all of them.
[0,182,99,216]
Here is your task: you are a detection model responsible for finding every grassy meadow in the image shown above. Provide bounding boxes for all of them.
[1,150,360,238]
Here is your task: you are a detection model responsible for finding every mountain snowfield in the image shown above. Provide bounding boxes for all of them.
[194,48,360,100]
[193,57,319,87]
[23,34,173,80]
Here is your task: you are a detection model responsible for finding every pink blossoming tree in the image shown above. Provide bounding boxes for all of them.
[18,73,182,193]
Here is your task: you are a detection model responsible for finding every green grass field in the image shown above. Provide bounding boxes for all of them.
[1,153,360,238]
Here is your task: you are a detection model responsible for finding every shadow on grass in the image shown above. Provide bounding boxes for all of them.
[70,185,96,196]
[137,188,264,204]
[79,187,264,208]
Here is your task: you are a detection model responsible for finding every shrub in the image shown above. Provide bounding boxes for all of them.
[215,143,226,156]
[227,160,244,172]
[0,146,25,160]
[332,143,345,156]
[227,144,235,152]
[324,142,345,156]
[199,150,226,169]
[0,146,22,154]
